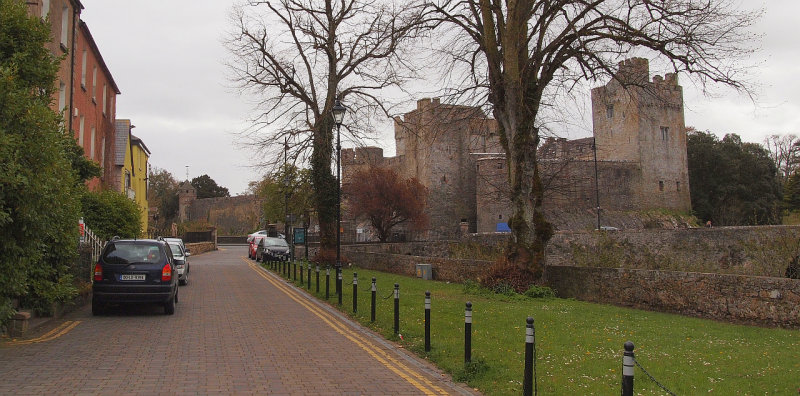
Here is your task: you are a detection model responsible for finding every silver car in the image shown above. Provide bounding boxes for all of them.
[168,242,190,286]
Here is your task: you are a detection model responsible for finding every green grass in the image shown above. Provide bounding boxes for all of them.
[266,261,800,395]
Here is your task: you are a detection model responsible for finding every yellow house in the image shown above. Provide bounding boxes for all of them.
[114,119,150,235]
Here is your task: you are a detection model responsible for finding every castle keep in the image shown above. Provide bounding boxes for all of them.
[342,58,692,239]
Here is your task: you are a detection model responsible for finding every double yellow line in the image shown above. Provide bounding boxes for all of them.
[2,320,81,346]
[244,258,450,395]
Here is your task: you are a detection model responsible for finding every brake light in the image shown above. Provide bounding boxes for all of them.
[161,263,172,282]
[94,263,103,281]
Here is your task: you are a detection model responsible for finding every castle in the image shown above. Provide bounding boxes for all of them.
[342,58,691,239]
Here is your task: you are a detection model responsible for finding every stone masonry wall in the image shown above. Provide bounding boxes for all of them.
[545,266,800,328]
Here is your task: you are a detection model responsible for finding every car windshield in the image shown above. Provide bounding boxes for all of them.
[103,243,164,264]
[266,238,288,247]
[168,243,184,258]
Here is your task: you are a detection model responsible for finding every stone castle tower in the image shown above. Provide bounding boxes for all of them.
[591,57,691,211]
[342,57,692,238]
[177,181,196,223]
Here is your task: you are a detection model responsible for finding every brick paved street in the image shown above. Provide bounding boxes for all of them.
[0,248,477,395]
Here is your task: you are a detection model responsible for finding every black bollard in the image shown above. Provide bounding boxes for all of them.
[370,277,376,322]
[523,317,536,396]
[293,260,297,281]
[465,301,472,363]
[307,264,311,289]
[352,272,359,313]
[337,270,343,305]
[622,341,635,396]
[325,267,330,300]
[393,283,400,334]
[315,265,320,293]
[424,291,431,352]
[300,262,304,284]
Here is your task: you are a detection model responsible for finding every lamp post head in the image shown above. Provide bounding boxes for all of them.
[332,99,346,126]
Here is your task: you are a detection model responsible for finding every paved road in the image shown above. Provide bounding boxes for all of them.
[0,248,476,395]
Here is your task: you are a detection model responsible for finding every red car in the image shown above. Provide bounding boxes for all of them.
[248,235,265,260]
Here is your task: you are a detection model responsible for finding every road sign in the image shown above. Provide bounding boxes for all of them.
[293,227,306,245]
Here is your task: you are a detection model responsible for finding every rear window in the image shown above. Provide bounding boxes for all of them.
[266,238,288,247]
[168,243,184,258]
[103,243,164,264]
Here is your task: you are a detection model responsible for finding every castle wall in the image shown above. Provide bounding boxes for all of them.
[185,195,262,235]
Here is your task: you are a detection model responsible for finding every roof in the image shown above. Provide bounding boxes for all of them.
[131,134,151,156]
[114,119,131,167]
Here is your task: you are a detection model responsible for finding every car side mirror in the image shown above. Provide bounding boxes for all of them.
[185,252,191,257]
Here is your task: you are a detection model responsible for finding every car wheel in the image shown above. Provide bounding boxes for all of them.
[164,295,176,315]
[92,298,104,316]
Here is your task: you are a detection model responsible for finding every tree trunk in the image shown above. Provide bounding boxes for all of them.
[310,117,337,258]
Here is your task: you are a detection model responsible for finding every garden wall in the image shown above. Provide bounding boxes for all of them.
[185,241,216,255]
[545,266,800,328]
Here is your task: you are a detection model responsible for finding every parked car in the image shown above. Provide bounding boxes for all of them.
[247,230,268,243]
[248,235,265,260]
[92,238,179,315]
[256,237,290,261]
[168,242,190,286]
[164,237,190,255]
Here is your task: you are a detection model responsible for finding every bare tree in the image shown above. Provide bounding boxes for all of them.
[763,134,800,186]
[226,0,425,257]
[428,0,760,277]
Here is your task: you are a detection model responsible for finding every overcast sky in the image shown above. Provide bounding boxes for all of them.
[81,0,796,196]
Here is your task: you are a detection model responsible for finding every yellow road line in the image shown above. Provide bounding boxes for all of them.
[3,320,81,346]
[244,259,450,395]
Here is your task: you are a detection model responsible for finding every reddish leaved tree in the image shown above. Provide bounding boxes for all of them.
[346,167,428,242]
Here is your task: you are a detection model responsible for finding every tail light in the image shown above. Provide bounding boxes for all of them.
[161,263,172,282]
[94,263,103,281]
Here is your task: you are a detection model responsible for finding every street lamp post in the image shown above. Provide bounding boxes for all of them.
[332,98,346,300]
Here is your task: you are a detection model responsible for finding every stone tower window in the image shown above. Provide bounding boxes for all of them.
[660,126,669,141]
[606,105,614,119]
[498,214,502,219]
[676,181,681,192]
[659,181,664,191]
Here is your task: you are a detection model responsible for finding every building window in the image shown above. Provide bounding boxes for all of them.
[660,126,669,141]
[80,50,87,88]
[41,0,50,18]
[676,181,681,192]
[498,214,503,219]
[58,82,66,114]
[59,6,68,48]
[659,181,664,191]
[90,127,96,160]
[92,67,97,103]
[78,116,84,147]
[102,84,107,115]
[606,104,614,119]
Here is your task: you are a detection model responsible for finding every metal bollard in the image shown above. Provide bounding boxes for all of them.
[316,265,320,293]
[293,260,297,281]
[465,301,472,363]
[523,317,536,396]
[393,283,400,334]
[424,291,431,352]
[307,264,311,289]
[337,270,343,305]
[300,262,304,283]
[325,267,330,299]
[370,277,376,322]
[622,341,635,396]
[352,273,358,313]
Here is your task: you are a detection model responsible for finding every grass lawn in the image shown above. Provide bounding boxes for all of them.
[269,261,799,395]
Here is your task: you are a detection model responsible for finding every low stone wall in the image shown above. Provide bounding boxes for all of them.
[345,251,491,282]
[186,241,216,255]
[545,265,800,328]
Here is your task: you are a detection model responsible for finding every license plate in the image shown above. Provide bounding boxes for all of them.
[121,274,145,281]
